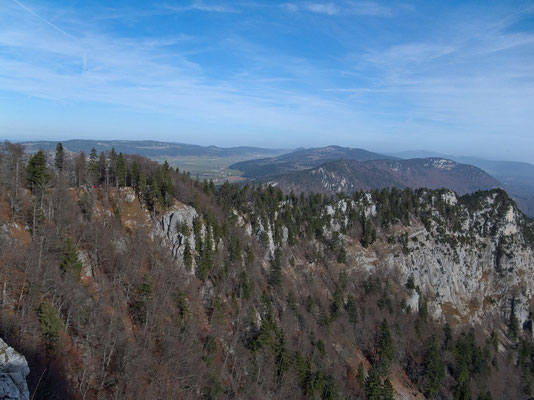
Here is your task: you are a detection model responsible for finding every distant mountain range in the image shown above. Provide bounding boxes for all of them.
[389,150,534,217]
[264,158,500,196]
[19,139,287,158]
[230,145,397,179]
[390,150,534,180]
[230,145,534,216]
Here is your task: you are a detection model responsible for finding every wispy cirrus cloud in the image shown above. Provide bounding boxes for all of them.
[163,1,239,14]
[301,1,392,17]
[361,44,457,70]
[304,3,339,15]
[0,0,376,146]
[1,0,534,160]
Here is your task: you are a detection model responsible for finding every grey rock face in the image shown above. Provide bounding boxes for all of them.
[406,290,420,314]
[343,190,534,327]
[151,188,534,332]
[0,338,30,400]
[155,202,198,263]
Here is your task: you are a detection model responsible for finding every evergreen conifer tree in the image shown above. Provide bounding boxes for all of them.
[98,152,107,187]
[423,335,445,398]
[26,150,49,192]
[55,142,65,173]
[39,301,62,341]
[60,237,83,277]
[88,148,99,185]
[377,319,395,375]
[74,151,86,187]
[364,364,382,400]
[381,378,395,400]
[109,147,117,187]
[183,240,193,271]
[116,153,126,187]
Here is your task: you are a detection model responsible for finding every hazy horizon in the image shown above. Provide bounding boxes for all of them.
[7,137,534,165]
[1,0,534,163]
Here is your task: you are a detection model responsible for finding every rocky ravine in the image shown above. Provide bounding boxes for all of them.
[0,338,29,400]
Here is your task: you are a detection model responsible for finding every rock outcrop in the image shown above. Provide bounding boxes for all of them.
[145,185,534,331]
[240,188,534,330]
[0,338,30,400]
[346,190,534,327]
[155,201,198,260]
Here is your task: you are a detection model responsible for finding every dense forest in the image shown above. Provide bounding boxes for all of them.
[1,141,533,399]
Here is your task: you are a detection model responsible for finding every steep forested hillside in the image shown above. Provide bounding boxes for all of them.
[1,142,534,400]
[265,158,500,196]
[230,145,396,179]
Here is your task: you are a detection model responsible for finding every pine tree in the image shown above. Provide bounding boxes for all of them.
[361,213,375,248]
[337,246,347,264]
[60,237,83,277]
[322,375,339,400]
[26,150,49,191]
[509,309,520,340]
[174,289,189,324]
[245,245,254,267]
[131,160,140,190]
[381,378,395,400]
[74,151,86,187]
[345,294,359,325]
[274,330,290,377]
[109,147,117,187]
[423,335,445,398]
[269,248,282,287]
[239,271,251,299]
[88,148,99,186]
[183,240,193,271]
[444,323,453,350]
[39,301,62,341]
[116,153,126,187]
[130,274,154,324]
[98,152,107,187]
[377,319,395,375]
[55,142,65,172]
[330,286,343,321]
[364,364,382,400]
[454,363,471,400]
[139,170,147,194]
[357,362,366,387]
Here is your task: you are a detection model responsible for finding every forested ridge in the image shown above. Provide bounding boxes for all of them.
[1,141,534,399]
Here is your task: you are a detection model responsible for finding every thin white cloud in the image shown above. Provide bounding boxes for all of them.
[362,44,456,68]
[9,0,77,40]
[0,1,373,142]
[282,3,299,12]
[354,1,392,17]
[305,3,339,15]
[164,1,238,13]
[303,1,391,17]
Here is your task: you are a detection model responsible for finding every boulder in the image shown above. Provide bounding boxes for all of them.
[0,338,30,400]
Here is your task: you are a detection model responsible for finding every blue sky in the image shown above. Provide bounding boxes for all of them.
[1,1,534,161]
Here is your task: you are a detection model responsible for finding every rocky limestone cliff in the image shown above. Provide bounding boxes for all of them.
[0,338,29,400]
[219,188,533,334]
[154,201,198,262]
[149,187,534,331]
[342,190,534,328]
[123,184,534,335]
